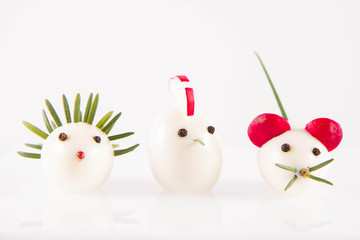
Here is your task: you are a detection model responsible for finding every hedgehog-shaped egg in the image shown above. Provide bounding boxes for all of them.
[148,76,222,193]
[18,93,139,192]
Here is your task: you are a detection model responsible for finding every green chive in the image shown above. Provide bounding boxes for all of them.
[17,151,41,159]
[114,144,139,156]
[309,159,334,172]
[254,51,288,120]
[275,163,297,173]
[25,143,42,150]
[96,111,113,129]
[309,174,333,186]
[83,93,93,123]
[62,94,72,123]
[112,144,119,149]
[74,93,81,123]
[193,139,205,146]
[87,94,99,124]
[284,175,298,191]
[22,121,48,139]
[102,112,121,134]
[42,110,53,133]
[108,132,134,141]
[45,99,62,127]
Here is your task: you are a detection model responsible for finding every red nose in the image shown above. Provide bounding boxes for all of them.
[77,151,85,161]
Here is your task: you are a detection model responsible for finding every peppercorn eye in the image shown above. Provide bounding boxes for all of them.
[207,126,215,134]
[93,136,101,143]
[178,128,188,137]
[281,143,290,152]
[59,132,67,141]
[312,148,321,156]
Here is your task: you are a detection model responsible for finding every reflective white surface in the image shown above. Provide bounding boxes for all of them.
[0,145,358,239]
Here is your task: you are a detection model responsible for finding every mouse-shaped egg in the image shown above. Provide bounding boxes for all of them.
[18,93,139,192]
[248,113,342,194]
[148,75,222,193]
[249,53,343,194]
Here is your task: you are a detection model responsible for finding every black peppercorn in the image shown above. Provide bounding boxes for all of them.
[207,126,215,134]
[59,132,67,141]
[178,128,188,137]
[281,143,291,152]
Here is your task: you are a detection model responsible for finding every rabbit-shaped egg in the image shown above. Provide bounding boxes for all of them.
[148,76,222,193]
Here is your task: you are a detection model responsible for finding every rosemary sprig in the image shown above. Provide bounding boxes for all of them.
[96,111,113,129]
[45,99,62,127]
[102,112,121,134]
[17,151,41,159]
[275,163,297,173]
[108,132,135,141]
[25,143,43,150]
[193,139,205,146]
[62,94,72,123]
[23,121,48,139]
[114,144,139,156]
[74,93,81,123]
[284,175,298,191]
[50,121,57,130]
[254,52,288,120]
[83,93,93,123]
[42,110,53,133]
[87,94,99,124]
[309,159,334,172]
[309,174,333,185]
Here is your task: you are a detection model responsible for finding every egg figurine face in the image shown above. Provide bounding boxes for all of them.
[148,76,222,193]
[248,113,343,195]
[18,93,139,193]
[41,123,114,192]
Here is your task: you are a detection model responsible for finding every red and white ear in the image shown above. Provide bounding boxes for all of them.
[248,113,291,148]
[305,118,343,152]
[169,75,195,117]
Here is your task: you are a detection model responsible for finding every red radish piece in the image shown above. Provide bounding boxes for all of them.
[176,75,190,82]
[248,113,291,148]
[305,118,343,152]
[185,87,195,116]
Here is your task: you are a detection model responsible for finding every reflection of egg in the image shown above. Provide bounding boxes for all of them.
[258,128,331,195]
[148,107,222,193]
[41,123,114,192]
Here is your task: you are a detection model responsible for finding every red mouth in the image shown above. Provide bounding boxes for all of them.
[77,151,85,161]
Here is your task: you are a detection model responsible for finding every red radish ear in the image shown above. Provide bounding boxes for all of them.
[305,118,343,152]
[248,113,291,148]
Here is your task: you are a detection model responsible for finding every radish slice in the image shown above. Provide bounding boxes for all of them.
[185,87,195,116]
[176,75,190,82]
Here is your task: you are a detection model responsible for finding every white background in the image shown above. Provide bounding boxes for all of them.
[0,0,359,239]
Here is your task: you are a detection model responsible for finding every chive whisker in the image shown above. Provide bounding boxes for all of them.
[284,175,298,191]
[309,174,333,186]
[309,159,334,172]
[275,163,297,173]
[193,139,205,146]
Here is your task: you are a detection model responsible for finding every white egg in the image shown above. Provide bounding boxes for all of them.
[148,107,222,193]
[257,128,332,195]
[41,122,114,192]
